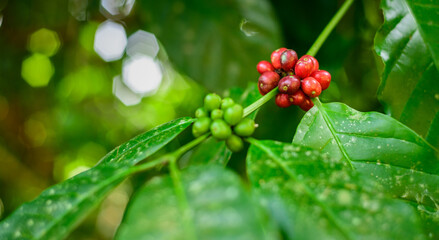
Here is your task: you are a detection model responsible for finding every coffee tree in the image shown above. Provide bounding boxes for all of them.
[0,0,438,239]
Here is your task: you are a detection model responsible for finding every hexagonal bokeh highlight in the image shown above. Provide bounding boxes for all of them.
[100,0,135,19]
[28,28,61,57]
[122,55,163,96]
[126,30,160,58]
[112,75,142,106]
[94,20,127,62]
[21,54,54,87]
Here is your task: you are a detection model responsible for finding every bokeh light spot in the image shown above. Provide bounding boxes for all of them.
[122,55,163,95]
[94,20,127,62]
[24,118,47,147]
[21,53,54,87]
[28,28,61,57]
[126,30,159,58]
[100,0,135,19]
[79,21,99,52]
[113,75,142,106]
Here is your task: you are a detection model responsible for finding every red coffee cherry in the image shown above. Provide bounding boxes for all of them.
[310,56,319,73]
[288,90,306,106]
[270,48,287,69]
[278,75,300,94]
[280,49,298,71]
[256,60,275,74]
[300,96,314,111]
[275,93,292,108]
[311,70,331,90]
[301,77,322,98]
[258,71,280,95]
[295,55,318,78]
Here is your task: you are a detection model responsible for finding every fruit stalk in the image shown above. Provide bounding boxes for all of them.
[306,0,355,57]
[244,0,354,116]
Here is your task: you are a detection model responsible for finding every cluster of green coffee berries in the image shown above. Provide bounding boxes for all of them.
[192,93,256,152]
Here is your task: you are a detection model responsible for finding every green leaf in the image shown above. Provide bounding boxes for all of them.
[247,138,424,239]
[189,138,232,166]
[293,101,439,205]
[0,117,193,240]
[374,0,439,148]
[116,165,274,240]
[292,101,439,238]
[139,0,282,91]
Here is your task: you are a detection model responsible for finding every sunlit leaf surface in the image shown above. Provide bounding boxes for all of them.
[293,101,439,238]
[0,117,193,240]
[116,165,273,240]
[247,139,424,239]
[375,0,439,148]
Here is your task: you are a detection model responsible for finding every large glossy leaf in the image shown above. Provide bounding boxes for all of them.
[292,101,439,237]
[247,139,424,239]
[0,117,193,240]
[138,0,282,91]
[375,0,439,147]
[116,165,275,240]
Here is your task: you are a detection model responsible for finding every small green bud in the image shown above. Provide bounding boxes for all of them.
[211,109,223,120]
[221,97,235,110]
[224,104,243,126]
[210,119,232,140]
[204,93,222,111]
[195,107,208,118]
[234,118,255,137]
[192,117,211,137]
[226,134,244,152]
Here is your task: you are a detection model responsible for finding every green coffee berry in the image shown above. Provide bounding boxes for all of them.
[211,109,223,120]
[210,119,232,140]
[204,93,222,111]
[192,117,211,137]
[234,118,255,137]
[195,107,208,118]
[226,134,244,152]
[224,104,243,126]
[221,97,235,110]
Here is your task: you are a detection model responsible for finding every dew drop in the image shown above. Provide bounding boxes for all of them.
[27,219,34,227]
[240,19,258,37]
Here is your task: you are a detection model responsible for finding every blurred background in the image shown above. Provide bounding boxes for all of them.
[0,0,382,239]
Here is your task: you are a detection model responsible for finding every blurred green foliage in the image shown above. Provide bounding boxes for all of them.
[0,0,382,239]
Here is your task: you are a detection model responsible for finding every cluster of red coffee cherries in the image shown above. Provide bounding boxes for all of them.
[257,48,331,111]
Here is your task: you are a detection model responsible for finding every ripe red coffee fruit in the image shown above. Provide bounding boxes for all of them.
[300,96,314,111]
[295,55,318,78]
[278,75,300,94]
[288,90,306,106]
[258,71,280,95]
[270,48,287,69]
[310,56,319,73]
[311,70,331,90]
[280,49,298,71]
[301,77,322,98]
[275,93,292,108]
[256,60,275,74]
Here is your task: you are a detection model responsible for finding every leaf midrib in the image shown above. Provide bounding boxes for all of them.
[314,100,355,169]
[250,139,354,240]
[403,0,439,70]
[34,167,129,239]
[101,117,193,165]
